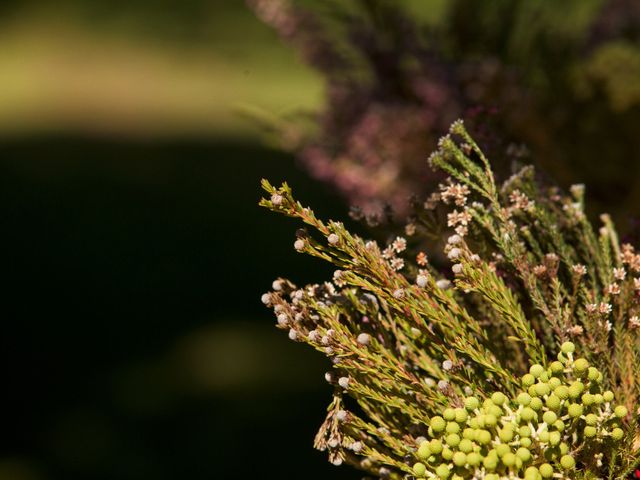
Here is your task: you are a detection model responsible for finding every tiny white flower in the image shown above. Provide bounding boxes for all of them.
[356,333,371,345]
[260,293,272,305]
[294,239,305,251]
[328,233,340,245]
[448,247,461,259]
[416,274,428,288]
[442,360,453,371]
[272,279,283,291]
[324,372,333,383]
[436,279,451,290]
[393,288,405,298]
[336,410,348,421]
[338,377,350,389]
[452,263,463,274]
[447,234,462,245]
[437,380,449,391]
[277,314,288,326]
[270,193,283,205]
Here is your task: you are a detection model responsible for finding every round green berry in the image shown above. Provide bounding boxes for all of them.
[593,393,603,404]
[615,405,628,418]
[517,393,532,406]
[452,451,466,467]
[502,452,516,467]
[446,422,460,434]
[484,414,497,427]
[560,455,575,469]
[454,408,468,423]
[546,394,561,411]
[524,466,540,480]
[499,428,514,443]
[467,452,481,467]
[542,411,557,425]
[522,373,536,386]
[568,381,584,398]
[417,441,431,459]
[554,419,565,432]
[431,416,446,432]
[520,437,532,448]
[538,430,550,443]
[516,447,531,462]
[488,405,503,417]
[549,431,561,446]
[476,429,491,445]
[584,426,597,437]
[519,425,532,437]
[588,367,600,381]
[429,439,443,454]
[442,447,453,461]
[554,385,569,400]
[521,407,536,422]
[462,428,474,440]
[582,393,595,406]
[603,391,614,402]
[548,377,561,389]
[530,364,545,378]
[585,413,598,426]
[567,403,583,417]
[491,392,506,405]
[530,397,543,411]
[458,438,473,453]
[483,454,498,470]
[550,361,564,374]
[496,444,510,457]
[561,341,575,353]
[539,463,554,478]
[559,442,569,455]
[445,433,460,447]
[414,462,427,476]
[612,427,624,440]
[436,464,450,479]
[535,382,550,396]
[574,358,589,374]
[443,408,456,421]
[464,397,479,411]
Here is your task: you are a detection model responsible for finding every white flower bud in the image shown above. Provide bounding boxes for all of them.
[272,279,283,291]
[452,263,464,274]
[328,233,340,245]
[260,293,272,305]
[277,314,288,326]
[357,333,371,345]
[294,239,305,251]
[436,279,451,290]
[448,247,461,259]
[336,410,348,421]
[271,193,283,205]
[447,234,462,244]
[442,360,453,371]
[338,376,350,389]
[416,274,428,288]
[324,372,333,383]
[288,329,298,341]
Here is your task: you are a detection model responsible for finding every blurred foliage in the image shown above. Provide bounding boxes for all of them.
[249,0,640,229]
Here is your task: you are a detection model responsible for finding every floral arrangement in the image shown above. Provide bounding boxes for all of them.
[260,121,640,479]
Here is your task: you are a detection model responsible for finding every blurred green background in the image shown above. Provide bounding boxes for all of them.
[0,1,352,479]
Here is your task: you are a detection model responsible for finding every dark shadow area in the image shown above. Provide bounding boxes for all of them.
[0,137,355,480]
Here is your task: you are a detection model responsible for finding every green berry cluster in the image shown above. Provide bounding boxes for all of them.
[412,343,627,480]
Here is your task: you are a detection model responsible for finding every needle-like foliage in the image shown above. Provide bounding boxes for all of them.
[260,121,640,479]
